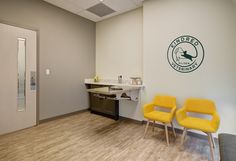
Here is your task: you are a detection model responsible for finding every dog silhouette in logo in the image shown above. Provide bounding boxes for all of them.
[174,47,198,62]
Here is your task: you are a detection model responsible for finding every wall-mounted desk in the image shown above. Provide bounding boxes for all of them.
[85,79,144,120]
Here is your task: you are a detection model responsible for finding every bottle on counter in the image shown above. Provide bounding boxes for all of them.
[94,75,100,82]
[118,75,122,84]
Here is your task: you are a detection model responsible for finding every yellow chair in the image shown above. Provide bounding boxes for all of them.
[143,95,177,146]
[176,98,220,161]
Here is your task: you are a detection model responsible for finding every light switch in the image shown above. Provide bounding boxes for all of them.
[45,69,50,75]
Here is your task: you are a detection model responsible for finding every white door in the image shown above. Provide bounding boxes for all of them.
[0,23,37,135]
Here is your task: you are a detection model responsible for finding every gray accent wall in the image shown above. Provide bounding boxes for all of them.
[0,0,95,120]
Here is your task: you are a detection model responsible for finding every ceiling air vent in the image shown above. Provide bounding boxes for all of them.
[87,3,115,17]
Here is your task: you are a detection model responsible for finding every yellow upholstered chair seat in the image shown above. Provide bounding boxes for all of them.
[144,111,172,123]
[178,117,215,133]
[143,95,177,146]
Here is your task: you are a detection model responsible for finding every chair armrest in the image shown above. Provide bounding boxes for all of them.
[143,103,154,114]
[171,106,177,113]
[170,106,177,119]
[211,112,220,131]
[176,107,187,122]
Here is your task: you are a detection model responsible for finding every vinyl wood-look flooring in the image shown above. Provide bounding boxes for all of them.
[0,111,219,161]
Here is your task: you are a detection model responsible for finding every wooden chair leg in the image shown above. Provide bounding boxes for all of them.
[164,124,169,146]
[210,133,216,149]
[144,120,150,138]
[207,133,215,161]
[171,122,176,138]
[152,121,155,132]
[181,128,187,146]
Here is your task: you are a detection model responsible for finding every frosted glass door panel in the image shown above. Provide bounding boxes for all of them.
[17,38,26,111]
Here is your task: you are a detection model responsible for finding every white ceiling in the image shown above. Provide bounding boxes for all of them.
[43,0,144,22]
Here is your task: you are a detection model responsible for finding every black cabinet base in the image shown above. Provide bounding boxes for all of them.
[87,84,120,121]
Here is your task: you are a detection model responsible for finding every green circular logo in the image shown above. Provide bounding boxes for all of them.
[167,35,204,73]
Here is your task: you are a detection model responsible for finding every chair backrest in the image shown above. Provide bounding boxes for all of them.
[184,98,216,115]
[153,95,176,109]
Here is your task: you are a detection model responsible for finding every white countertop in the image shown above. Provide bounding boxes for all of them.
[84,79,145,88]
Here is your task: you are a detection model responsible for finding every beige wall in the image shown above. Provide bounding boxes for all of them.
[96,8,143,120]
[96,8,143,80]
[143,0,236,135]
[96,0,236,135]
[1,0,236,135]
[0,0,95,120]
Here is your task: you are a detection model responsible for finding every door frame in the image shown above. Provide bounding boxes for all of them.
[0,19,40,125]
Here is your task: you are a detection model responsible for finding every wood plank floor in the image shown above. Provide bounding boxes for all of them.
[0,111,219,161]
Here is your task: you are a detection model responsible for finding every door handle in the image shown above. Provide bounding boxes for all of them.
[30,71,36,90]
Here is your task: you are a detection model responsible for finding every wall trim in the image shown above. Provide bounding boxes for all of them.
[39,109,89,124]
[1,109,218,143]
